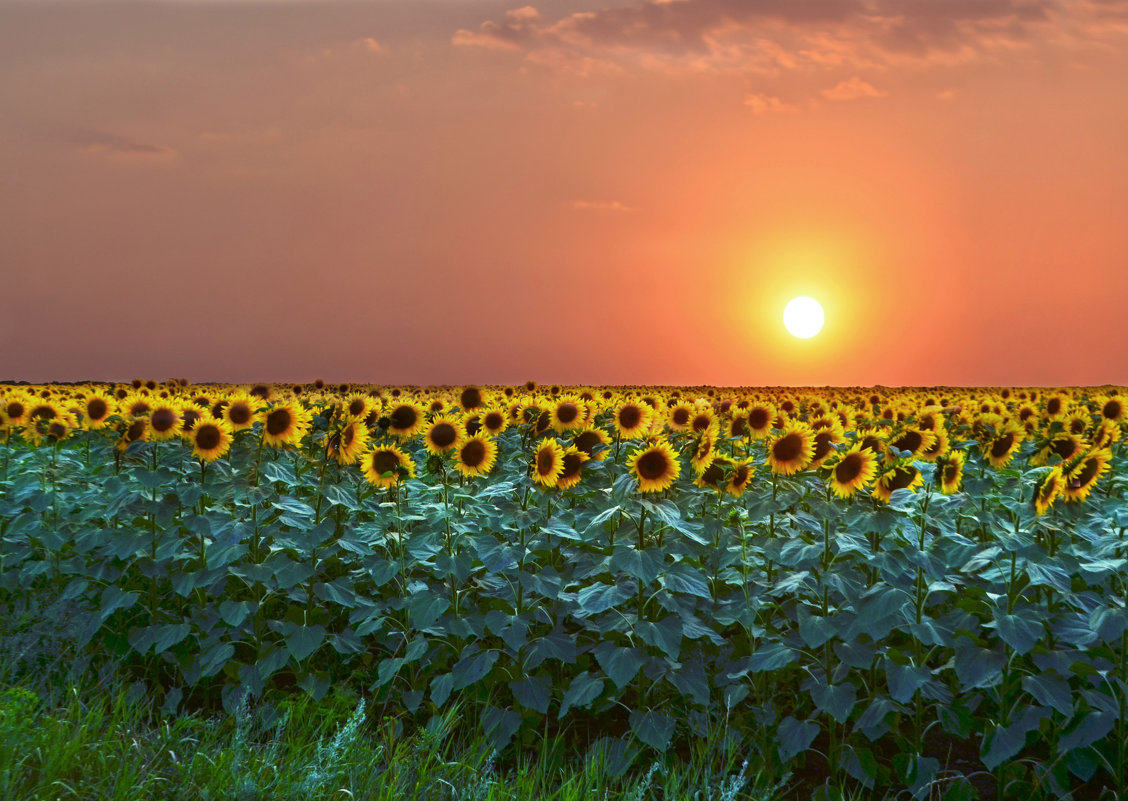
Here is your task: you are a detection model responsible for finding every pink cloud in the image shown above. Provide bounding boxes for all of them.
[821,76,887,100]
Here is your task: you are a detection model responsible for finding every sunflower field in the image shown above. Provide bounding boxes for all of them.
[2,380,1128,799]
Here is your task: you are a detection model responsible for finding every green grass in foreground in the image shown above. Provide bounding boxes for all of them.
[0,597,792,801]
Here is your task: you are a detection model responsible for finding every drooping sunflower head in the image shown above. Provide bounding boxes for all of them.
[937,450,966,495]
[886,427,935,462]
[808,417,845,470]
[116,417,149,453]
[918,427,950,462]
[191,415,234,463]
[423,415,464,455]
[1033,465,1065,516]
[627,439,681,493]
[1062,448,1112,503]
[726,412,749,441]
[693,457,730,492]
[982,421,1025,469]
[825,444,878,499]
[327,416,371,465]
[454,434,498,479]
[557,445,588,490]
[531,437,565,488]
[262,401,312,448]
[873,464,923,504]
[362,445,415,489]
[767,423,815,476]
[573,427,611,461]
[726,458,755,498]
[689,432,718,476]
[1030,433,1085,467]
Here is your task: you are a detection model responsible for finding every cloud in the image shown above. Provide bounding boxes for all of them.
[821,76,887,100]
[453,0,1081,76]
[743,92,799,113]
[571,199,637,212]
[52,127,178,162]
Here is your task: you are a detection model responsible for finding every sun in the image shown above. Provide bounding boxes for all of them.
[783,296,824,339]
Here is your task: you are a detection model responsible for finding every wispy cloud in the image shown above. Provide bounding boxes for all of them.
[743,92,799,114]
[571,199,638,213]
[821,76,887,101]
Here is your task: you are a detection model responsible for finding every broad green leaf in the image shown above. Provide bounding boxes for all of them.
[510,675,552,714]
[808,681,857,724]
[285,624,326,662]
[99,585,139,622]
[981,706,1048,769]
[593,642,647,689]
[1058,710,1115,753]
[451,648,499,691]
[1022,673,1074,717]
[636,616,682,660]
[629,709,675,751]
[482,705,522,751]
[748,640,798,673]
[992,606,1044,655]
[558,672,603,719]
[575,581,634,615]
[219,600,257,628]
[885,660,932,704]
[777,716,819,763]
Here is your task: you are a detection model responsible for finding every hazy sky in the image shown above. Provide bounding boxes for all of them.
[3,0,1127,386]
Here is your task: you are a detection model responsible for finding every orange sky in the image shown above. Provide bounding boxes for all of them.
[2,0,1127,386]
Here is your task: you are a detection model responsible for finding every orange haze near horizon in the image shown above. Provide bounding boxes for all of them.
[2,0,1127,387]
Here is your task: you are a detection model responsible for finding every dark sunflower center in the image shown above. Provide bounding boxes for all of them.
[891,431,922,454]
[390,405,417,430]
[813,432,834,461]
[1038,477,1058,502]
[1019,408,1034,421]
[990,434,1015,459]
[87,399,108,420]
[484,412,504,431]
[889,467,919,491]
[574,431,599,455]
[349,399,366,416]
[182,410,201,430]
[48,422,66,440]
[6,401,25,418]
[460,387,482,410]
[250,384,269,398]
[732,464,751,487]
[637,450,669,480]
[772,432,803,463]
[943,462,959,484]
[834,453,863,484]
[556,403,579,424]
[561,452,583,479]
[700,463,724,486]
[1051,437,1077,459]
[618,405,642,429]
[1103,400,1122,420]
[672,408,690,425]
[372,450,398,475]
[126,419,146,441]
[466,418,482,435]
[343,425,355,447]
[430,423,457,448]
[195,424,221,450]
[461,439,486,468]
[691,415,711,433]
[1070,418,1087,435]
[31,405,56,420]
[228,404,252,425]
[1047,398,1061,415]
[537,447,557,475]
[151,408,177,432]
[266,409,293,436]
[1074,456,1102,487]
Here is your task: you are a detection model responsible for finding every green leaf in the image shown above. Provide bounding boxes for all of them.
[808,681,857,724]
[219,600,257,628]
[1022,673,1074,717]
[885,660,932,704]
[629,709,675,752]
[510,675,552,714]
[273,558,315,590]
[482,705,522,751]
[196,641,235,679]
[559,672,603,719]
[99,585,138,623]
[575,581,634,615]
[662,563,711,599]
[992,606,1043,655]
[854,695,898,742]
[451,648,499,691]
[748,640,798,673]
[777,716,819,763]
[593,642,647,689]
[409,593,451,630]
[798,606,836,648]
[129,623,191,655]
[636,617,682,660]
[953,636,1005,689]
[285,624,326,662]
[1058,710,1115,753]
[982,706,1048,769]
[330,629,364,655]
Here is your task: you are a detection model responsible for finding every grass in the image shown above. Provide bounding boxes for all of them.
[0,593,791,801]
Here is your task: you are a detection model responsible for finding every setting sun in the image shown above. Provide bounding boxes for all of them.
[783,296,824,339]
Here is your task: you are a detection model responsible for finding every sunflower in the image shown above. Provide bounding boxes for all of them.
[192,416,233,462]
[982,421,1025,469]
[557,445,588,490]
[550,397,587,433]
[665,403,694,432]
[1,394,29,428]
[693,457,730,492]
[825,444,878,499]
[362,445,415,489]
[726,458,755,498]
[627,440,681,493]
[873,464,923,503]
[147,402,184,442]
[766,423,816,476]
[1062,448,1112,503]
[479,408,509,437]
[180,407,204,435]
[689,432,718,475]
[808,418,845,470]
[1030,433,1085,467]
[116,417,148,453]
[886,427,935,461]
[223,392,263,432]
[453,434,498,478]
[725,412,750,441]
[343,393,375,420]
[687,408,720,439]
[531,438,565,488]
[919,427,950,462]
[423,415,464,455]
[262,402,312,448]
[613,401,653,440]
[1033,466,1065,516]
[745,404,776,440]
[573,427,611,461]
[27,407,73,446]
[121,393,153,420]
[328,416,370,466]
[937,450,965,495]
[385,401,426,438]
[82,393,116,430]
[1091,419,1121,451]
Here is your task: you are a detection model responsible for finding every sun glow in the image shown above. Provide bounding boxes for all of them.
[783,297,824,339]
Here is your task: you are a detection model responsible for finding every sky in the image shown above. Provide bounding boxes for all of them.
[2,0,1127,387]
